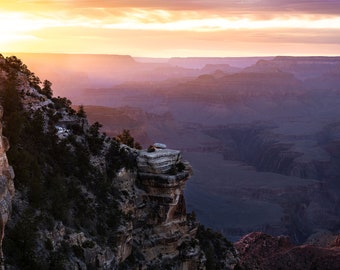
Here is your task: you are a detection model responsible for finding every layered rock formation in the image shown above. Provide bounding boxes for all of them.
[117,146,205,269]
[137,148,182,174]
[0,106,14,270]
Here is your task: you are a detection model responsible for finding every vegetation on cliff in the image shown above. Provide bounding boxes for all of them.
[196,225,238,270]
[0,55,138,269]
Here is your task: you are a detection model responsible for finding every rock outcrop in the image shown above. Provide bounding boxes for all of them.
[235,232,340,270]
[137,148,182,174]
[116,146,205,269]
[0,106,14,269]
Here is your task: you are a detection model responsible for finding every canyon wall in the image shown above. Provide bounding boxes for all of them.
[0,106,14,269]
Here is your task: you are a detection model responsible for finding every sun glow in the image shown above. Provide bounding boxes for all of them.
[0,12,51,47]
[0,2,339,56]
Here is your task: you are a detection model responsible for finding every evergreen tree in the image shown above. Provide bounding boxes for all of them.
[76,105,86,118]
[115,129,142,149]
[41,80,53,98]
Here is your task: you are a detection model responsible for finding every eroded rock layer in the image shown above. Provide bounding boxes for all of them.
[116,147,205,269]
[137,148,181,174]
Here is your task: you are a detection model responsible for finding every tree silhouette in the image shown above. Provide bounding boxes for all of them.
[41,80,53,98]
[115,129,142,149]
[76,105,86,118]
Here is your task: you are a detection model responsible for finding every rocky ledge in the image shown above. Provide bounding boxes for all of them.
[137,147,182,174]
[116,145,205,269]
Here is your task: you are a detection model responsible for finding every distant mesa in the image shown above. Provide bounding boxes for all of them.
[201,63,240,74]
[245,56,340,79]
[6,52,136,64]
[168,56,273,68]
[273,56,340,62]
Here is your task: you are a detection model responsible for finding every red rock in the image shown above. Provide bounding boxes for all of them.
[235,232,340,270]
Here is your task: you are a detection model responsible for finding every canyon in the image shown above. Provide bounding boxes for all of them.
[1,53,340,268]
[79,56,340,244]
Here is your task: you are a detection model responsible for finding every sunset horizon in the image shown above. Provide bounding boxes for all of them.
[3,51,340,58]
[1,0,339,57]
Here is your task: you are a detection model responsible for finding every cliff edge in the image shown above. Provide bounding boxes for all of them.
[115,145,206,269]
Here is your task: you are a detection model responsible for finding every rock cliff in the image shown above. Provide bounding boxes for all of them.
[0,106,14,269]
[116,146,206,269]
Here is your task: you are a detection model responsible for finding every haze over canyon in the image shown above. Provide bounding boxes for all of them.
[10,53,340,245]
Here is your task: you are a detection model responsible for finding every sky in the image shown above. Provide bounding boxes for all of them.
[0,0,340,57]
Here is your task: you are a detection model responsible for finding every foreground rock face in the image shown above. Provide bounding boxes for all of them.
[116,147,205,269]
[235,232,340,270]
[0,106,14,269]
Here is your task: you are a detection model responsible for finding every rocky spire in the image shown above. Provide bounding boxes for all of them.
[115,145,205,269]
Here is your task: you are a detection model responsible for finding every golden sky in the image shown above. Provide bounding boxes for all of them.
[1,0,340,57]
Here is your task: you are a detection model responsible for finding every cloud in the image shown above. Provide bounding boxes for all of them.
[4,0,340,15]
[1,0,340,56]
